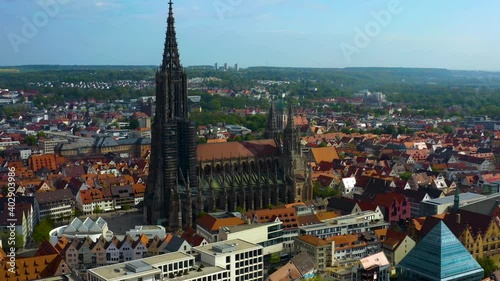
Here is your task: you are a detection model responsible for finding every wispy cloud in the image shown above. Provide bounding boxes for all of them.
[94,1,122,9]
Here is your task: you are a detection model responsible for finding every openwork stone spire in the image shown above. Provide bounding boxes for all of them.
[161,0,181,73]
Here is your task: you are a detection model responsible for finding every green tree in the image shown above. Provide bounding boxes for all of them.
[399,172,413,181]
[129,118,140,129]
[385,125,396,135]
[231,135,244,142]
[0,231,25,249]
[340,127,351,134]
[338,151,346,160]
[313,181,341,198]
[74,209,83,217]
[303,276,324,281]
[36,131,47,138]
[478,257,497,278]
[270,253,281,264]
[244,134,256,141]
[442,125,453,134]
[197,137,207,144]
[122,204,131,210]
[25,135,37,146]
[32,218,54,243]
[94,205,103,214]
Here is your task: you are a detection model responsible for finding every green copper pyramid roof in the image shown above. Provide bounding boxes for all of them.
[397,221,483,281]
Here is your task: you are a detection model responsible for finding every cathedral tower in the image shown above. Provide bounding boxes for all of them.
[144,1,197,230]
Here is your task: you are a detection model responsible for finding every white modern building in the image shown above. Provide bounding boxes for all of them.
[49,217,113,245]
[126,225,167,240]
[419,192,486,216]
[194,239,264,281]
[299,210,388,239]
[87,239,263,281]
[218,222,283,255]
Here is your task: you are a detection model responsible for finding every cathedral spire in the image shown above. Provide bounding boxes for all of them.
[161,0,181,73]
[145,0,196,229]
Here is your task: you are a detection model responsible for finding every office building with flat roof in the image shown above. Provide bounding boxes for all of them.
[87,239,263,281]
[218,221,283,255]
[194,239,264,281]
[419,192,485,216]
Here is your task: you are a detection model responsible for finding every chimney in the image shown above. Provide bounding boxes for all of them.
[456,213,461,224]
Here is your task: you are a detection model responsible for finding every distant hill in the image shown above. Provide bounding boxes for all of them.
[0,68,20,73]
[0,65,156,72]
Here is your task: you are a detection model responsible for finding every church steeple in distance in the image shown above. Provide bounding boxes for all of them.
[144,0,197,230]
[266,103,280,141]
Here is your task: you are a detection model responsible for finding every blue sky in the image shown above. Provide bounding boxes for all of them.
[0,0,499,70]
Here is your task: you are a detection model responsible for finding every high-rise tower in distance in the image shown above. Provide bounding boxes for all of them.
[143,0,197,230]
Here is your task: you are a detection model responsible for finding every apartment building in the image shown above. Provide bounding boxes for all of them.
[294,232,381,271]
[330,233,381,264]
[298,211,388,239]
[35,188,75,220]
[40,139,69,154]
[294,235,332,271]
[110,185,135,209]
[250,207,300,252]
[77,188,114,215]
[374,228,415,267]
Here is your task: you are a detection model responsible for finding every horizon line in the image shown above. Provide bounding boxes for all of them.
[1,65,499,72]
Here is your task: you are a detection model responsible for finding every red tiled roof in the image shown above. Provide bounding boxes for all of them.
[252,207,298,229]
[196,214,246,232]
[197,139,279,161]
[181,227,206,246]
[0,254,71,281]
[373,192,406,208]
